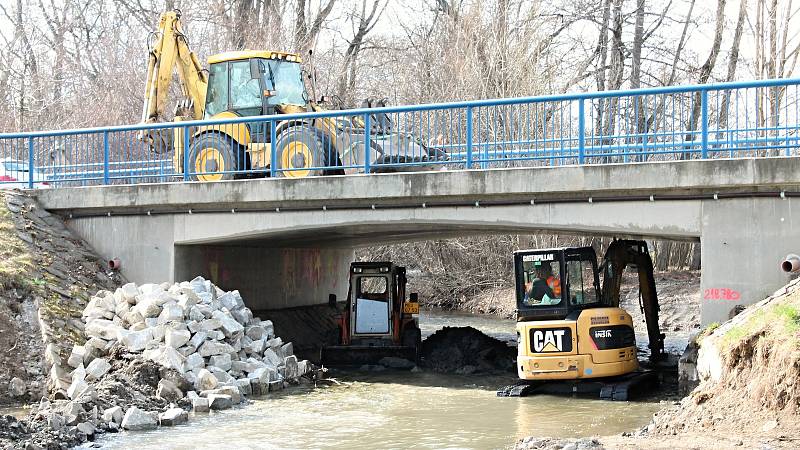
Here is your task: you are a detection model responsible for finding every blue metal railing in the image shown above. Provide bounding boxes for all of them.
[1,77,799,188]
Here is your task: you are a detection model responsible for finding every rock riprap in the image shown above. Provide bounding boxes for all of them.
[7,277,316,449]
[72,277,312,398]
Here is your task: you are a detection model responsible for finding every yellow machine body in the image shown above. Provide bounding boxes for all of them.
[142,10,338,179]
[516,307,638,381]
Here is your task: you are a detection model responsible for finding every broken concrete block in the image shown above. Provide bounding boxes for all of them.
[218,290,244,311]
[198,341,234,357]
[143,346,186,373]
[159,407,188,426]
[212,310,244,337]
[192,397,210,413]
[120,283,139,302]
[194,368,218,391]
[165,329,191,348]
[102,406,123,424]
[119,328,153,352]
[248,339,266,355]
[121,406,158,431]
[207,394,233,410]
[67,345,87,368]
[159,304,184,324]
[209,354,232,371]
[156,379,183,402]
[85,358,111,382]
[185,353,204,371]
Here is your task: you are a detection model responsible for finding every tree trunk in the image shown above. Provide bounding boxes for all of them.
[683,0,726,159]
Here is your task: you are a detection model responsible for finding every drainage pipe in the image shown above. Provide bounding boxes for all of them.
[781,254,800,273]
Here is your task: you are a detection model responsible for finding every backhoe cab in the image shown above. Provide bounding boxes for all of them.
[141,10,445,182]
[499,240,665,400]
[321,262,422,366]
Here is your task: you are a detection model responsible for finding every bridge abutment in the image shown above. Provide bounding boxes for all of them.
[700,197,800,324]
[174,244,352,310]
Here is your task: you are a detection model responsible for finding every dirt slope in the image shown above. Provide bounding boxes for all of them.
[0,190,120,404]
[518,276,800,450]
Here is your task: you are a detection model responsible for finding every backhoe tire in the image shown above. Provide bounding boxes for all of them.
[188,133,238,182]
[274,126,330,178]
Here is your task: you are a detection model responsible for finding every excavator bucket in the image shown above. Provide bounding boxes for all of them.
[320,345,417,367]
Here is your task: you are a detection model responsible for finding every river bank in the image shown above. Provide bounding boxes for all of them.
[517,275,800,450]
[0,190,120,407]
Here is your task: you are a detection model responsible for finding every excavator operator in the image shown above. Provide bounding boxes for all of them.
[525,262,562,305]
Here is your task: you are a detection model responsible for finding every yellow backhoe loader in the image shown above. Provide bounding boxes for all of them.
[140,10,445,181]
[498,240,665,400]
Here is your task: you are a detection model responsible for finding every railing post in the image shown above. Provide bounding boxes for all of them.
[578,99,586,164]
[270,121,277,178]
[183,125,190,181]
[364,113,371,174]
[27,137,34,189]
[701,89,708,159]
[466,106,473,169]
[102,131,110,185]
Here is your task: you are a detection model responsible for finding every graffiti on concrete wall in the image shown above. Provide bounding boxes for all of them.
[281,248,340,300]
[703,288,741,301]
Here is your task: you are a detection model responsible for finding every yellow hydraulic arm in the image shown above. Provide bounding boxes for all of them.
[141,10,208,125]
[600,239,666,362]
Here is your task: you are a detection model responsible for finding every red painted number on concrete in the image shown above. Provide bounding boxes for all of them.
[703,288,741,301]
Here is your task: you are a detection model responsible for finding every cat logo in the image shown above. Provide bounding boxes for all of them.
[530,327,573,353]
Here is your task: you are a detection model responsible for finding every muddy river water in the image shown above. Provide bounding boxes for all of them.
[87,310,667,450]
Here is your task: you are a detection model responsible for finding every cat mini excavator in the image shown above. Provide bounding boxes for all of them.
[140,10,445,181]
[497,240,665,400]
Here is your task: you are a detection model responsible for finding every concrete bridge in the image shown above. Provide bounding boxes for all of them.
[33,157,800,325]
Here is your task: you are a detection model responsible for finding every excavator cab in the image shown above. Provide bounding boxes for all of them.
[204,52,307,119]
[515,247,604,322]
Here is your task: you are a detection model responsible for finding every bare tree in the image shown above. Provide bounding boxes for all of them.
[295,0,336,55]
[682,0,726,158]
[335,0,386,105]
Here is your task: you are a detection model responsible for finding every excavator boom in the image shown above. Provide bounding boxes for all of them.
[141,10,207,125]
[600,240,665,361]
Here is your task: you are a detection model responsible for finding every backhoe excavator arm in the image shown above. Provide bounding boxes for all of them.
[141,10,207,125]
[600,240,665,361]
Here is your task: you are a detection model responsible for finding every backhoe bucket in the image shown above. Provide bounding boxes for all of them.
[320,345,417,367]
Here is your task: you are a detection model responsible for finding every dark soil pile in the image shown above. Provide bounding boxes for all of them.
[89,350,189,413]
[420,326,515,374]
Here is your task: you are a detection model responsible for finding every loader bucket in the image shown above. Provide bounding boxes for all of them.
[320,345,417,367]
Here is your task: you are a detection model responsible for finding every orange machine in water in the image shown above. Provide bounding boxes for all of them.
[321,262,421,366]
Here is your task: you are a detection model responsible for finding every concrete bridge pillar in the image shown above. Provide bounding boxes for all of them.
[700,197,800,324]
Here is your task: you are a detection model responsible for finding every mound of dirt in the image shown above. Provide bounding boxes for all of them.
[642,277,800,443]
[0,191,120,405]
[420,326,515,374]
